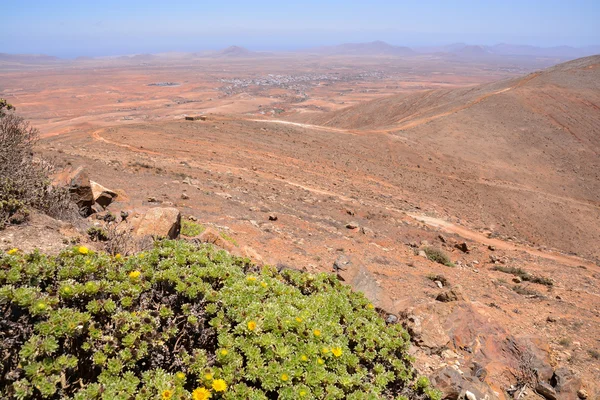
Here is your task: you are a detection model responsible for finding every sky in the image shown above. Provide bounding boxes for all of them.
[1,0,599,58]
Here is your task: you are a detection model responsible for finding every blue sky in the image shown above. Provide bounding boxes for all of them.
[1,0,599,57]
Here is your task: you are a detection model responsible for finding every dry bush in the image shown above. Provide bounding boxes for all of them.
[88,220,154,255]
[0,107,78,227]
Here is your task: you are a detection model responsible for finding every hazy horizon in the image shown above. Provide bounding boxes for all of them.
[1,0,600,58]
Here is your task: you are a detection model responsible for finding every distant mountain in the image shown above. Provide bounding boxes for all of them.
[0,53,60,64]
[215,46,255,58]
[453,45,492,56]
[490,43,599,58]
[307,41,417,56]
[415,43,599,59]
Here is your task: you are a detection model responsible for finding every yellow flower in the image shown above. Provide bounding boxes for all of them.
[115,253,122,259]
[176,372,185,380]
[281,373,289,382]
[367,303,374,309]
[313,329,321,337]
[161,389,173,399]
[321,347,329,354]
[317,358,325,365]
[300,390,308,397]
[78,246,89,255]
[139,253,145,258]
[192,387,212,400]
[204,372,213,381]
[247,320,257,331]
[219,349,228,356]
[129,270,141,279]
[295,317,303,323]
[260,281,268,288]
[332,347,343,357]
[300,354,308,362]
[7,248,18,255]
[212,379,227,392]
[246,276,257,281]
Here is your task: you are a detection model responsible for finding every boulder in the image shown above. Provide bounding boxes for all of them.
[429,366,498,400]
[195,227,236,253]
[455,242,471,253]
[551,367,582,400]
[535,382,557,400]
[136,207,181,239]
[53,166,95,215]
[436,287,466,303]
[402,301,555,396]
[90,181,118,208]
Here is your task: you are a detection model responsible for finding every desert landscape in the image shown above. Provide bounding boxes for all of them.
[1,43,599,400]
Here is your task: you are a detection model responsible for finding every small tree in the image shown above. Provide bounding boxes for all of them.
[0,98,76,227]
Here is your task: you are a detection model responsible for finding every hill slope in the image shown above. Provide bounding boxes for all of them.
[293,56,600,259]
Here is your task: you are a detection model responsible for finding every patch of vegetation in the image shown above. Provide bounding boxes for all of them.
[220,231,238,247]
[492,266,553,287]
[0,100,77,228]
[87,226,110,242]
[588,349,600,360]
[512,285,542,297]
[0,241,440,399]
[422,247,454,267]
[181,219,206,237]
[558,338,572,347]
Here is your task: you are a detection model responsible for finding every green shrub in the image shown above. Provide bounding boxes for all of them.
[181,220,206,237]
[422,247,454,267]
[0,241,439,399]
[219,231,238,246]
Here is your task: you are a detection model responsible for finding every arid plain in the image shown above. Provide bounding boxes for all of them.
[1,50,599,398]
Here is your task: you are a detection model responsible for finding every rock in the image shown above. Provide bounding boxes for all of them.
[345,222,359,229]
[333,254,352,272]
[181,193,189,200]
[404,301,556,397]
[536,382,557,400]
[195,227,236,253]
[577,389,588,399]
[346,209,355,216]
[90,181,118,208]
[241,246,263,264]
[438,234,447,243]
[53,166,95,215]
[136,207,181,239]
[455,242,470,253]
[386,314,398,324]
[147,197,158,203]
[551,367,582,399]
[418,250,428,258]
[360,226,375,237]
[421,240,430,247]
[335,254,395,313]
[513,276,523,283]
[90,203,104,214]
[546,315,557,323]
[436,287,465,303]
[434,280,444,289]
[429,366,496,400]
[464,391,477,400]
[268,214,278,221]
[488,245,496,251]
